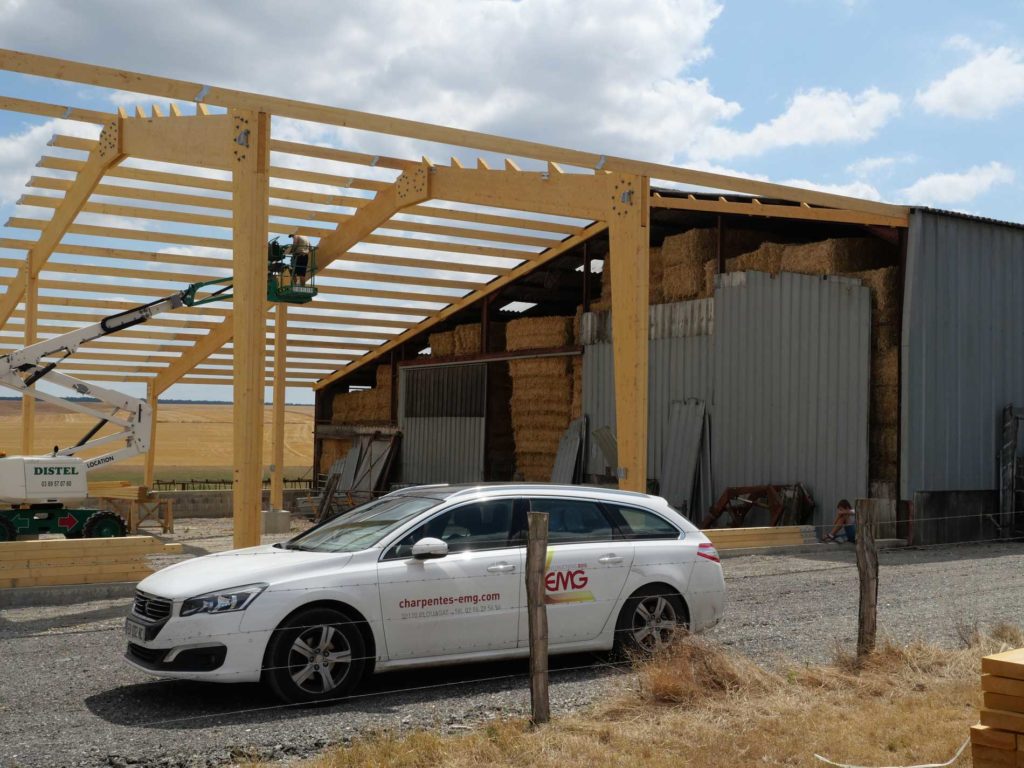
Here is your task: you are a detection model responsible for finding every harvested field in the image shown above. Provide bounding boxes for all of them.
[0,400,313,477]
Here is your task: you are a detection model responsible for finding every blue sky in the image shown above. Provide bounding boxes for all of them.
[0,0,1022,404]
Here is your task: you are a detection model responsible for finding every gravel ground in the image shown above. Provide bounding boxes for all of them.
[0,524,1021,768]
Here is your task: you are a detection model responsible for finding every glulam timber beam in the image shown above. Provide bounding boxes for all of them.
[650,194,909,229]
[230,108,270,549]
[607,174,650,492]
[271,304,287,512]
[0,48,907,217]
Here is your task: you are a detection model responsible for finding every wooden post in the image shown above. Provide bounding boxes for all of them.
[143,382,157,488]
[270,303,287,511]
[607,173,650,492]
[526,510,550,725]
[20,272,37,454]
[855,499,879,658]
[230,109,271,549]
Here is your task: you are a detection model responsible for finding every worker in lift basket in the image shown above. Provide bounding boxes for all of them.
[286,232,311,286]
[823,499,856,543]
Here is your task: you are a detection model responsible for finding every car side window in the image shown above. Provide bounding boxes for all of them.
[605,504,681,540]
[382,500,515,559]
[527,498,616,544]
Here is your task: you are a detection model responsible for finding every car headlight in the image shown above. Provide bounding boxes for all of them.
[180,583,268,617]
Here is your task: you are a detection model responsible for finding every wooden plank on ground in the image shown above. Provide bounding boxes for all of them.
[0,536,166,557]
[971,724,1017,750]
[1,562,154,579]
[984,692,1024,715]
[980,707,1024,734]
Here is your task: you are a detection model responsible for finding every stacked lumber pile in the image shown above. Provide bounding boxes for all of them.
[972,647,1024,767]
[0,536,182,588]
[507,316,574,481]
[88,480,152,502]
[704,526,804,550]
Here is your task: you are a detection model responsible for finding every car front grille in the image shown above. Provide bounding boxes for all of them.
[133,591,172,622]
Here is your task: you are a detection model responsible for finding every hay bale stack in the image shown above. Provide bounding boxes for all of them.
[779,237,890,276]
[376,364,392,390]
[506,315,573,351]
[726,242,787,274]
[508,353,572,481]
[870,426,898,465]
[703,259,717,297]
[648,246,665,305]
[429,330,455,358]
[871,386,898,426]
[331,366,393,426]
[843,267,899,324]
[450,322,506,356]
[872,346,898,386]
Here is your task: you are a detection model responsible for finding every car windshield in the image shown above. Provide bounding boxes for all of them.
[284,496,439,553]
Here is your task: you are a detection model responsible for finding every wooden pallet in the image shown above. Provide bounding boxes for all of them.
[0,536,182,588]
[973,648,1024,767]
[704,526,805,550]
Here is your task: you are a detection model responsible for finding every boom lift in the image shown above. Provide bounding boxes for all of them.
[0,238,318,541]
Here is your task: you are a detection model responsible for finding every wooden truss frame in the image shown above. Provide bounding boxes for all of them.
[0,49,909,546]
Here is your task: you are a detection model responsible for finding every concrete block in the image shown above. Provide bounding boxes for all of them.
[261,509,291,535]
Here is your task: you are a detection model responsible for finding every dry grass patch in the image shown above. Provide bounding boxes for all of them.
[278,628,1023,768]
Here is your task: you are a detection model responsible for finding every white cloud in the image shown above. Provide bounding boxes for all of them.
[690,87,900,162]
[900,161,1015,206]
[0,0,736,166]
[845,154,915,178]
[779,178,882,201]
[916,42,1024,119]
[0,119,99,207]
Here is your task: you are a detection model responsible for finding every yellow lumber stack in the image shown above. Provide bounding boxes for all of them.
[88,481,151,501]
[0,536,182,588]
[704,526,804,550]
[973,648,1024,767]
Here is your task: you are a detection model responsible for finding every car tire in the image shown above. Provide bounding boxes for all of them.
[82,511,127,538]
[264,607,367,704]
[613,585,688,657]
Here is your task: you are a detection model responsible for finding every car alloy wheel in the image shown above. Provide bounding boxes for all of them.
[288,624,353,695]
[630,594,679,652]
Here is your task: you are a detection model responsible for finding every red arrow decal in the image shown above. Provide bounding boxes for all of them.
[58,513,77,530]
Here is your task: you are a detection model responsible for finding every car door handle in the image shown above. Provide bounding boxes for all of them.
[598,554,624,565]
[487,562,516,573]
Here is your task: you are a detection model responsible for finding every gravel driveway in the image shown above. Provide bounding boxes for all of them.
[1,530,1021,768]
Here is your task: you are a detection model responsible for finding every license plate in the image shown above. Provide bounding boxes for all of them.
[124,617,148,642]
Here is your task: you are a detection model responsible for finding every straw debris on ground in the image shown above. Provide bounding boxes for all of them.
[282,627,1022,768]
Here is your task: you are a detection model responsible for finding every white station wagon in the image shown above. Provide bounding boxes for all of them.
[125,484,726,703]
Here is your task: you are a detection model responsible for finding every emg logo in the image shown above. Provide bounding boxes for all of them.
[545,569,589,592]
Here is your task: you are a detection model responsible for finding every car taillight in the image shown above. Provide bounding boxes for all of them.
[697,542,720,563]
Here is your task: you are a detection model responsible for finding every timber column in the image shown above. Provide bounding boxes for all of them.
[20,272,37,454]
[230,109,271,548]
[270,303,287,511]
[607,173,650,492]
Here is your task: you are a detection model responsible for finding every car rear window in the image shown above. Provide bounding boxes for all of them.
[604,504,681,540]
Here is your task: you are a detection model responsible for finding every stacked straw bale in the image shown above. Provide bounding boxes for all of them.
[778,237,890,275]
[570,356,583,420]
[452,322,506,356]
[330,365,393,426]
[841,266,900,483]
[429,330,455,358]
[506,317,574,481]
[972,647,1024,767]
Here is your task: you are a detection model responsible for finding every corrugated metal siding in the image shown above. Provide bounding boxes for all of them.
[583,303,714,479]
[583,272,870,526]
[398,365,486,484]
[713,272,870,526]
[902,210,1024,498]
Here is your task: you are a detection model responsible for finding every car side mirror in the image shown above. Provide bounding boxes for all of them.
[411,537,448,560]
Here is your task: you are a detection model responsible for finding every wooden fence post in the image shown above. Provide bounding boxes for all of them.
[526,510,550,725]
[855,499,879,658]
